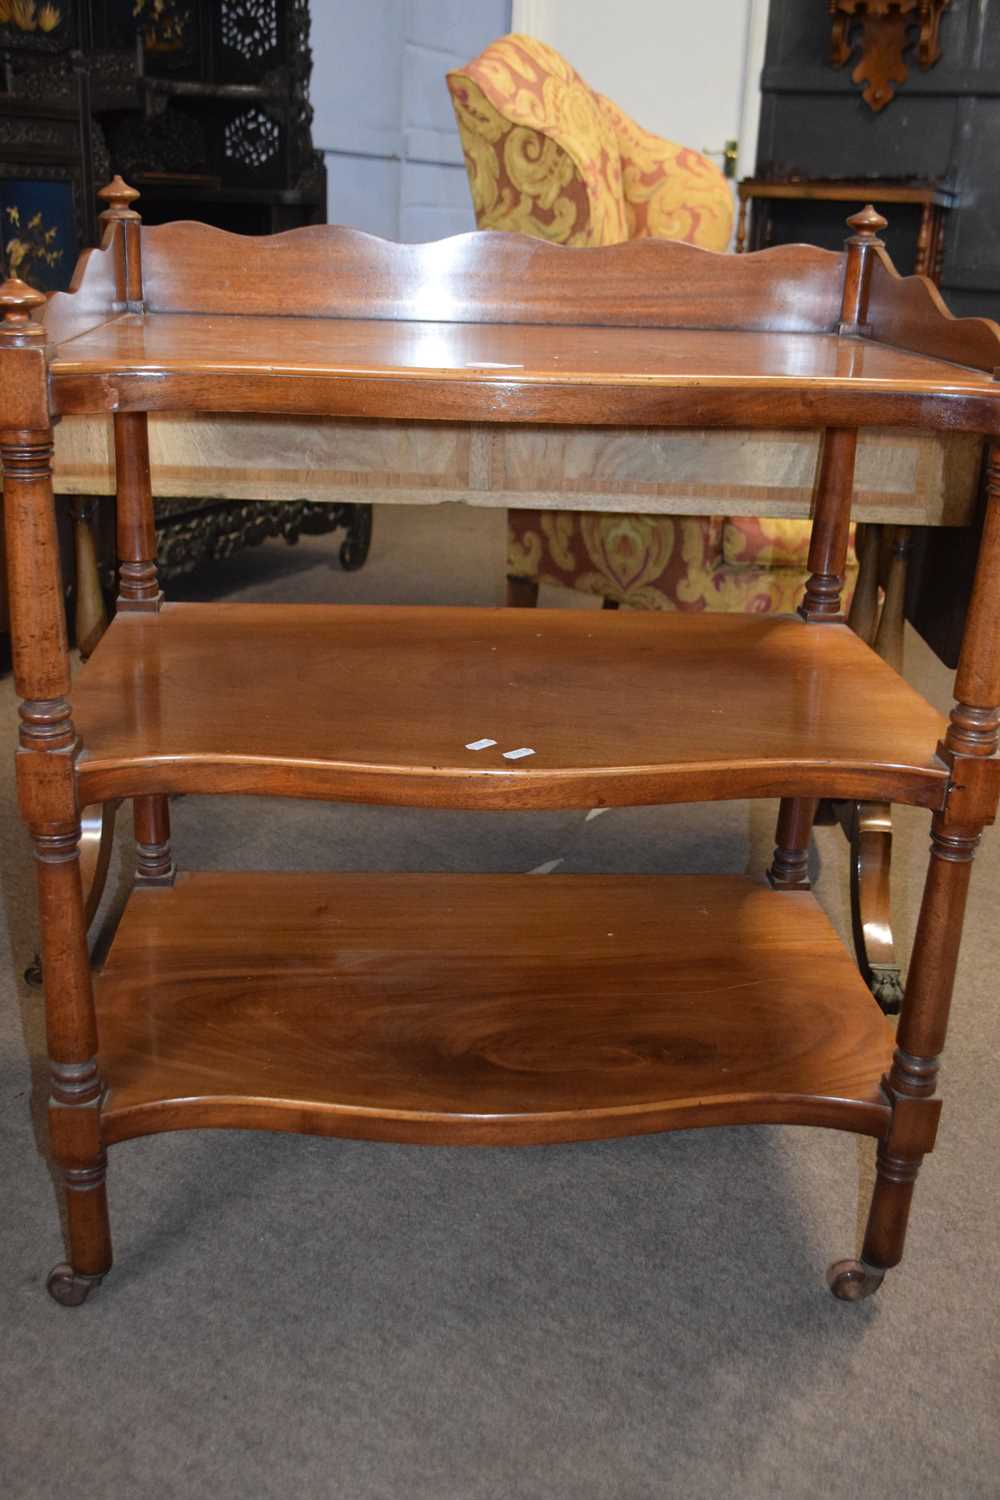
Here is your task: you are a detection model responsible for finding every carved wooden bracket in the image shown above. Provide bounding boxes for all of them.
[829,0,951,112]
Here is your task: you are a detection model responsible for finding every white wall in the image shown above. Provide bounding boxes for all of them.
[511,0,766,181]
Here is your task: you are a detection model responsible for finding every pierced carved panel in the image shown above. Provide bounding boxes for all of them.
[221,0,279,62]
[223,107,280,169]
[829,0,952,112]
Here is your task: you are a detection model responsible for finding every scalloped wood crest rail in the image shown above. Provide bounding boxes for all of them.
[3,186,1000,1309]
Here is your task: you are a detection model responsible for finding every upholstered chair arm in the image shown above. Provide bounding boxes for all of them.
[447,34,629,247]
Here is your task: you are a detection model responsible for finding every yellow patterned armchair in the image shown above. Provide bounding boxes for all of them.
[447,35,854,612]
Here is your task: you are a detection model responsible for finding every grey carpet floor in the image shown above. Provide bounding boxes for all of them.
[1,504,998,1500]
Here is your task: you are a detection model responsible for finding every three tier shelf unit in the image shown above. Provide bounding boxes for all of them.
[3,181,999,1308]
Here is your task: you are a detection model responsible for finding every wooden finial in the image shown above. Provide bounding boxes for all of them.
[0,277,47,343]
[97,176,144,308]
[846,205,888,242]
[97,175,141,223]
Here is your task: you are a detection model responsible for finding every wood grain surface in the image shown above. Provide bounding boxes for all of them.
[50,413,982,527]
[139,222,846,330]
[867,245,1000,373]
[40,236,119,346]
[71,604,949,809]
[738,181,955,207]
[97,872,895,1147]
[48,313,1000,433]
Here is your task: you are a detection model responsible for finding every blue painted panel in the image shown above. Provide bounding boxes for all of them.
[404,42,470,135]
[407,0,511,58]
[314,0,511,240]
[311,0,405,157]
[400,161,477,240]
[326,155,401,240]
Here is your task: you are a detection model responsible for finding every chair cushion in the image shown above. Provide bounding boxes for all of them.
[722,517,857,569]
[509,509,857,613]
[509,510,728,610]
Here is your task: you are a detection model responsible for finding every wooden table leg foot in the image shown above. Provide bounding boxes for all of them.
[46,1262,104,1307]
[767,797,818,889]
[827,1257,885,1302]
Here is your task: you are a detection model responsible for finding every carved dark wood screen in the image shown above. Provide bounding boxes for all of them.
[93,0,324,231]
[758,0,999,669]
[759,0,999,323]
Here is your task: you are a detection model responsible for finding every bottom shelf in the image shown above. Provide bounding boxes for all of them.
[96,872,895,1148]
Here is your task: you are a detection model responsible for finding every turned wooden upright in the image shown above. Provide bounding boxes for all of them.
[0,277,111,1303]
[770,207,889,896]
[97,178,174,888]
[842,446,1000,1293]
[0,182,171,1303]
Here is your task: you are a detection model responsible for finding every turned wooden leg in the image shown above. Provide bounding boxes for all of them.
[768,798,818,889]
[110,413,175,893]
[134,794,175,885]
[933,208,947,286]
[114,411,162,613]
[0,381,112,1303]
[507,575,540,608]
[915,202,933,278]
[736,196,748,254]
[774,431,854,896]
[830,816,976,1300]
[832,453,1000,1300]
[800,428,857,622]
[41,824,113,1305]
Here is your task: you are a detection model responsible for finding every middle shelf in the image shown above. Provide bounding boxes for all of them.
[73,603,949,809]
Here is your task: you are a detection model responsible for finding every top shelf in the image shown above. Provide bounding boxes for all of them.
[49,315,1000,432]
[36,218,1000,435]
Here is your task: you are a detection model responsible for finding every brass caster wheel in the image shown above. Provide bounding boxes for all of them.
[46,1263,103,1307]
[827,1258,885,1302]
